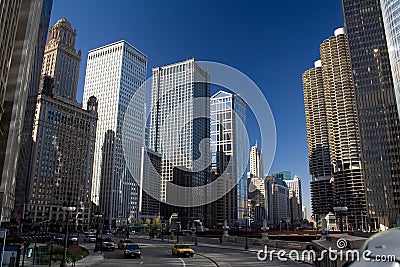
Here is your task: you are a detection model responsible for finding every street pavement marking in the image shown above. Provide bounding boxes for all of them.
[195,253,219,267]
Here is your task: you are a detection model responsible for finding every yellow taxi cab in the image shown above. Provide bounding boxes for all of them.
[172,244,194,257]
[117,239,133,249]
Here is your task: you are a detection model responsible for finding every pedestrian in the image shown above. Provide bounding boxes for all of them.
[72,255,76,266]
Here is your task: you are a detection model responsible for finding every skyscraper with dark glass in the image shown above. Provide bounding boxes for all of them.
[210,91,247,227]
[14,0,53,217]
[342,0,400,228]
[0,0,46,223]
[149,59,210,228]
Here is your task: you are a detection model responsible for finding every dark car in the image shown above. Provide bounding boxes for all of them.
[101,237,115,251]
[53,233,63,243]
[124,244,141,259]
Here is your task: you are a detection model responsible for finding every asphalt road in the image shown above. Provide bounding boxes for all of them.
[84,236,310,267]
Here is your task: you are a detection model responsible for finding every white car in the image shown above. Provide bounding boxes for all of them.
[84,234,96,242]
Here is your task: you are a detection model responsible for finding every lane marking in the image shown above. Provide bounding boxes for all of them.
[195,253,219,267]
[177,257,186,267]
[161,249,186,267]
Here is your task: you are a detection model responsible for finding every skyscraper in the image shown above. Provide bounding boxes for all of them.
[249,143,263,178]
[267,175,289,228]
[41,19,81,101]
[26,19,98,227]
[83,40,147,228]
[0,0,23,123]
[302,60,334,223]
[271,170,291,181]
[149,58,210,227]
[381,0,400,117]
[210,90,247,227]
[28,76,98,227]
[285,175,303,223]
[342,0,400,227]
[319,28,366,228]
[0,0,45,223]
[14,0,53,216]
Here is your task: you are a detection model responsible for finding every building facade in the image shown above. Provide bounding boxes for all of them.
[139,147,162,219]
[210,91,247,227]
[271,170,291,181]
[266,176,289,228]
[342,0,400,227]
[25,19,98,228]
[28,77,98,227]
[249,143,263,178]
[302,60,334,223]
[0,0,45,223]
[248,177,273,226]
[14,0,53,216]
[381,0,400,117]
[83,40,147,228]
[0,0,23,123]
[149,59,210,227]
[285,175,302,224]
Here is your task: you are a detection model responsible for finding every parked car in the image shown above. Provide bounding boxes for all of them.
[172,244,194,257]
[118,239,133,249]
[84,234,96,243]
[101,237,115,251]
[124,244,141,259]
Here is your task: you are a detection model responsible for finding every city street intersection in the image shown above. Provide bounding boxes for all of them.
[81,237,310,267]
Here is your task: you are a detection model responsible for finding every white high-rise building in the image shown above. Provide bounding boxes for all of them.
[83,40,147,228]
[250,143,263,178]
[302,205,307,220]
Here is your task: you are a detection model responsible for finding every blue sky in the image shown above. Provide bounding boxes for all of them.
[50,0,344,216]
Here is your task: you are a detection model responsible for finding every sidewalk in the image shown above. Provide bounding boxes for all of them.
[75,247,104,266]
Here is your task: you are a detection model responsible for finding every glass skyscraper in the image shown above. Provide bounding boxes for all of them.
[14,0,53,216]
[0,0,46,222]
[149,59,210,227]
[342,0,400,227]
[83,40,147,228]
[210,90,247,227]
[381,0,400,117]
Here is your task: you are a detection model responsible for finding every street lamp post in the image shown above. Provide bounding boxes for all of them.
[244,216,249,250]
[60,202,76,267]
[161,222,164,242]
[176,222,181,243]
[192,221,198,246]
[93,213,103,252]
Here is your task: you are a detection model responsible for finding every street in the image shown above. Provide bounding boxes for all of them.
[84,237,310,267]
